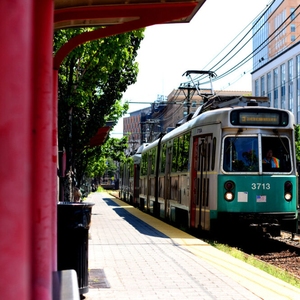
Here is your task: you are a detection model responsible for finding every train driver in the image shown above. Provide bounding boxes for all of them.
[262,149,280,168]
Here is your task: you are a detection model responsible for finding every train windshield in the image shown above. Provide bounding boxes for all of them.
[223,137,259,172]
[261,136,291,172]
[223,136,292,173]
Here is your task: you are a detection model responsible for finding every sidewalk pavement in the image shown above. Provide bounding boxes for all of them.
[83,191,300,300]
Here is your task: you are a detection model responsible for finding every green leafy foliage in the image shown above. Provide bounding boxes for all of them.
[54,28,144,186]
[295,124,300,162]
[85,136,129,179]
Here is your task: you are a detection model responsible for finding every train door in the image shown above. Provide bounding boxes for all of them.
[190,138,198,228]
[133,164,140,205]
[190,134,212,230]
[165,145,172,218]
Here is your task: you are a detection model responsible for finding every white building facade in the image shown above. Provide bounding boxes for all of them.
[252,0,300,123]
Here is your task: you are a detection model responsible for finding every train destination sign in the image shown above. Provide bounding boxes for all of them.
[230,109,289,126]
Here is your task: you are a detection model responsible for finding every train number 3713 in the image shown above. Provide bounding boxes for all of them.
[251,183,271,190]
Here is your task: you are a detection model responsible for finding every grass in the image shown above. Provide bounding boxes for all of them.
[209,241,300,289]
[96,186,105,192]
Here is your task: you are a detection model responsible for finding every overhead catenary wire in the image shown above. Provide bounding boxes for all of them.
[180,1,300,90]
[220,28,300,91]
[125,1,300,141]
[215,5,300,83]
[152,5,300,130]
[179,1,275,86]
[205,1,276,75]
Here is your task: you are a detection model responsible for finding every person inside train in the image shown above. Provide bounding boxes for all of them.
[262,149,280,169]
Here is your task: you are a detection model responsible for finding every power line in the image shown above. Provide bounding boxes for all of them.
[183,3,300,91]
[215,5,300,82]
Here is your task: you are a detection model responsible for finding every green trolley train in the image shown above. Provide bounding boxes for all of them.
[133,97,298,236]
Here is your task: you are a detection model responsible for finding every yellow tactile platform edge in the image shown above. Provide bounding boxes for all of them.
[106,194,300,300]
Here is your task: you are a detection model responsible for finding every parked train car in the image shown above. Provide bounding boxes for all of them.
[138,96,298,236]
[120,143,148,206]
[119,156,132,203]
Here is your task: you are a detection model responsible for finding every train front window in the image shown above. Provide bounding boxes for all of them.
[262,136,291,172]
[223,135,292,173]
[223,137,259,172]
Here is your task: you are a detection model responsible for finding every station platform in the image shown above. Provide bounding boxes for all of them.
[84,191,300,300]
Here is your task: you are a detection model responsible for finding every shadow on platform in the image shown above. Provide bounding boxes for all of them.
[102,198,168,238]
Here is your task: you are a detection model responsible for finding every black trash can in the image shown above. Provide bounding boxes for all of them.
[57,202,94,295]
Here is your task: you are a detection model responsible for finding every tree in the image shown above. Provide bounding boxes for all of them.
[295,124,300,163]
[54,28,144,199]
[85,136,129,181]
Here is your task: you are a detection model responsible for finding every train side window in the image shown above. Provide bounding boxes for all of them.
[197,143,201,171]
[178,133,190,172]
[141,152,148,176]
[172,138,179,172]
[262,136,291,172]
[177,136,184,171]
[211,137,216,171]
[183,133,191,171]
[129,158,134,177]
[202,141,207,171]
[160,143,167,174]
[150,149,155,175]
[207,142,211,171]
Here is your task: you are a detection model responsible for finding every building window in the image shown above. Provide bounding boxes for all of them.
[291,24,296,32]
[274,68,278,108]
[260,76,265,96]
[291,35,296,42]
[280,64,286,109]
[255,79,259,97]
[288,59,293,112]
[290,8,296,21]
[267,72,271,102]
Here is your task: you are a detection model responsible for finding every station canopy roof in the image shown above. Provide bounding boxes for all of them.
[54,0,206,30]
[89,126,111,147]
[54,1,206,147]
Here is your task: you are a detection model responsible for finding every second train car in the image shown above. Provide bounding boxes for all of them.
[132,97,298,236]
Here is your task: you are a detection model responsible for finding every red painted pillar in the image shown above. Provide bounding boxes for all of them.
[53,69,59,269]
[31,1,54,299]
[0,1,33,299]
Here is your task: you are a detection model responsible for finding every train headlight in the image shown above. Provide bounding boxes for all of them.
[224,180,235,202]
[284,181,292,202]
[224,192,234,201]
[284,193,292,201]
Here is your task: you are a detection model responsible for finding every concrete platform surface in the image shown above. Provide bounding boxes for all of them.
[84,192,300,300]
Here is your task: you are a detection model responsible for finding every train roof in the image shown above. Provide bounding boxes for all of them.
[191,95,270,119]
[142,104,295,153]
[136,143,149,154]
[132,153,141,164]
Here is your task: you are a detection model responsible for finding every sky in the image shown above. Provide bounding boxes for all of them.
[111,0,272,137]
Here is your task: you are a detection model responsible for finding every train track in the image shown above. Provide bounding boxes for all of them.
[209,230,300,280]
[264,231,300,279]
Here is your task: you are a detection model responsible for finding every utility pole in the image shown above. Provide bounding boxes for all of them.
[178,83,195,115]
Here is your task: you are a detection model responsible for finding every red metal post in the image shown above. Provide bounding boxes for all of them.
[31,1,54,299]
[0,1,34,299]
[52,69,59,269]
